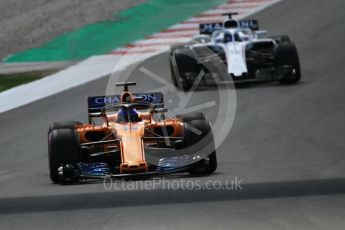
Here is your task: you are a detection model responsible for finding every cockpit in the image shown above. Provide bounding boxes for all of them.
[211,29,252,44]
[116,91,142,123]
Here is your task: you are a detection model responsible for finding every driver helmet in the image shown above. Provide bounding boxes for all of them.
[117,92,140,122]
[117,107,140,123]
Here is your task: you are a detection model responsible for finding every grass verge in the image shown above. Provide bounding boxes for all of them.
[0,71,54,93]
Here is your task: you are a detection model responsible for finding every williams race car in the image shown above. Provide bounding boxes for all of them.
[48,82,217,184]
[170,12,301,90]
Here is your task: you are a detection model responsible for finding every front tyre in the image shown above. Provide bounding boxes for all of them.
[194,151,217,174]
[48,128,81,183]
[170,49,199,91]
[48,121,81,133]
[275,42,301,84]
[182,116,217,174]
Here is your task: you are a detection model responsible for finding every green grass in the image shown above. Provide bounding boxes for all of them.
[4,0,227,63]
[0,72,49,92]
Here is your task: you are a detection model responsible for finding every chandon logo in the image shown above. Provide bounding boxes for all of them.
[200,23,223,34]
[94,94,158,105]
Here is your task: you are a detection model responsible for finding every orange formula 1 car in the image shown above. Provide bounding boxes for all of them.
[48,82,217,184]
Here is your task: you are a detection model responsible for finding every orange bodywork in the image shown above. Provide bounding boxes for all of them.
[76,111,184,174]
[115,122,147,173]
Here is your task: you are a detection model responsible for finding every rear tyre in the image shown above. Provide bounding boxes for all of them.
[48,128,81,183]
[170,49,199,91]
[182,117,217,174]
[275,42,301,84]
[177,112,206,122]
[270,35,291,43]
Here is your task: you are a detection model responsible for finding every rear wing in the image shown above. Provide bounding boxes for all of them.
[199,22,223,35]
[239,20,259,30]
[88,92,164,114]
[199,20,259,35]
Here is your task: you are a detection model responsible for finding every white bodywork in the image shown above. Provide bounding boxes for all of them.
[194,28,274,77]
[221,42,248,77]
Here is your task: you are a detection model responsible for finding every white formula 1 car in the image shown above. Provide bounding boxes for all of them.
[170,12,301,90]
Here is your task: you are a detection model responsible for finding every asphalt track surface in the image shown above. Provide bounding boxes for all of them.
[1,0,345,229]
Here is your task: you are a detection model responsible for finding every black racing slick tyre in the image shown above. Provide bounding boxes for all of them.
[170,44,187,54]
[270,35,291,43]
[48,128,81,183]
[183,117,217,174]
[170,49,199,91]
[48,121,81,134]
[275,42,301,84]
[177,112,207,122]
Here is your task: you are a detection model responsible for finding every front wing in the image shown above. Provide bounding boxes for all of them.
[58,154,202,181]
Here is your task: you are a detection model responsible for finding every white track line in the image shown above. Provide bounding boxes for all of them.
[0,0,283,114]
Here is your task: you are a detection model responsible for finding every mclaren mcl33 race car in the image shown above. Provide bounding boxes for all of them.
[48,82,217,184]
[170,12,301,90]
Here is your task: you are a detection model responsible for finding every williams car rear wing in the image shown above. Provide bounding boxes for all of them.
[87,92,164,122]
[199,20,259,35]
[199,22,223,35]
